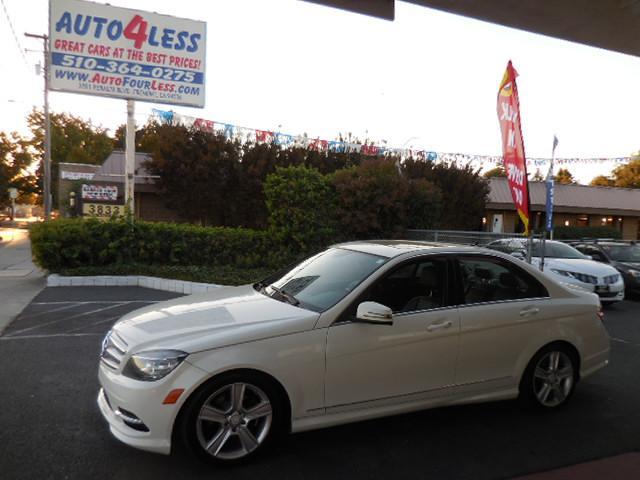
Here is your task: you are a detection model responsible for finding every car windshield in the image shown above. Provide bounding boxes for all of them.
[530,242,587,259]
[257,248,388,312]
[601,245,640,262]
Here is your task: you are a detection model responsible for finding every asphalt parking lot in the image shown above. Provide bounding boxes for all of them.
[1,287,639,480]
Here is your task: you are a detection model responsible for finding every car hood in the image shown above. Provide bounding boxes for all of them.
[534,258,619,277]
[111,285,320,354]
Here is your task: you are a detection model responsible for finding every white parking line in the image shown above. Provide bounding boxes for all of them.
[65,315,123,333]
[5,303,129,337]
[16,302,84,321]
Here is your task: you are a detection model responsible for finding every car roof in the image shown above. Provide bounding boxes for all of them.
[574,241,631,246]
[510,238,567,246]
[335,240,485,258]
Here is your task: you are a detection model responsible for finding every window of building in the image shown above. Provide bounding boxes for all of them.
[577,215,589,227]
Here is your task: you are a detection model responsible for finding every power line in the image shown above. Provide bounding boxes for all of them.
[0,0,29,67]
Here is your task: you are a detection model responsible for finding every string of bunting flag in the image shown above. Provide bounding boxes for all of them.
[150,109,631,168]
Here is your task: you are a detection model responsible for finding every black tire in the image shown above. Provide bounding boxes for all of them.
[178,371,285,464]
[519,344,578,409]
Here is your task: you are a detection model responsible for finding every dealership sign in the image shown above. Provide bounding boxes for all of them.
[49,0,206,107]
[81,183,118,201]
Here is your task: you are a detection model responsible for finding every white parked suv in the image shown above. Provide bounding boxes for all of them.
[98,241,610,463]
[487,239,625,304]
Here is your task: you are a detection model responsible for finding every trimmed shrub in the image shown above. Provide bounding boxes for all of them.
[264,165,336,253]
[30,218,285,272]
[552,226,622,240]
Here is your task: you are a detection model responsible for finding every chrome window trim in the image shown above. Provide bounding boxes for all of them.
[455,296,552,310]
[393,304,458,318]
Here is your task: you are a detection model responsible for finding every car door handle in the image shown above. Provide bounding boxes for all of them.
[427,320,453,332]
[519,307,540,317]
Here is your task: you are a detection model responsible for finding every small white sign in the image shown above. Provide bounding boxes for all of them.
[61,171,95,180]
[81,184,118,201]
[8,188,18,199]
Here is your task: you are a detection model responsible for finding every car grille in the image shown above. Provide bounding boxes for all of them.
[100,330,128,370]
[603,274,620,285]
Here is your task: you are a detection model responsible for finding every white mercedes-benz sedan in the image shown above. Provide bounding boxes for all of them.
[98,241,610,463]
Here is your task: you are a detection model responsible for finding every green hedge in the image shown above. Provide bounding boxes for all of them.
[552,225,622,240]
[30,218,291,271]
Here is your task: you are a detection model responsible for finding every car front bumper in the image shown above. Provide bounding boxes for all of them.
[97,361,205,455]
[551,274,625,303]
[595,279,625,303]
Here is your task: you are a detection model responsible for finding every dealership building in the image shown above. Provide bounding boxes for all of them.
[486,177,640,240]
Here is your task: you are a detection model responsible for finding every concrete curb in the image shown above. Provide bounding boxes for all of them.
[47,274,222,295]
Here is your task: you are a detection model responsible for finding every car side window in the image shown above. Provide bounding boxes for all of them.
[364,258,448,314]
[457,256,548,304]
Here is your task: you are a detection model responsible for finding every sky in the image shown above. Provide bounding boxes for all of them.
[2,0,640,183]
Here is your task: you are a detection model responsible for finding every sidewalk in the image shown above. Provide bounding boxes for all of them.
[0,227,45,334]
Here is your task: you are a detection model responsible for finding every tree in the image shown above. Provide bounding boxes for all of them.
[406,178,442,229]
[610,158,640,188]
[332,157,409,239]
[483,166,506,178]
[236,141,288,229]
[590,175,614,187]
[27,109,114,207]
[143,125,241,226]
[0,132,38,208]
[113,121,164,153]
[530,168,545,181]
[554,168,576,185]
[403,159,489,230]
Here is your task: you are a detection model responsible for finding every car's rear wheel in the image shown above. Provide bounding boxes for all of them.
[520,345,577,409]
[180,372,284,463]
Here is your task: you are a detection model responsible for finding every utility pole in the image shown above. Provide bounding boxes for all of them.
[24,32,51,220]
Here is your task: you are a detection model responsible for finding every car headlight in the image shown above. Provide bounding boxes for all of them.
[550,269,597,284]
[123,350,188,381]
[627,269,640,278]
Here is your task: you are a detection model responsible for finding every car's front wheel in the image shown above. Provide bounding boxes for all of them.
[520,344,578,409]
[180,372,284,463]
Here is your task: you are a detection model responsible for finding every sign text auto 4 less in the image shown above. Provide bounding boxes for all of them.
[50,0,206,107]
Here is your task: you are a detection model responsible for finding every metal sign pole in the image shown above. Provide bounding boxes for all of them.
[125,100,135,218]
[540,231,546,271]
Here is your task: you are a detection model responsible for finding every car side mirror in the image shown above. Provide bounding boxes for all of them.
[355,301,393,325]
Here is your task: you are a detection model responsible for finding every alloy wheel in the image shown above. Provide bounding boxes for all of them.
[196,382,273,460]
[532,350,574,407]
